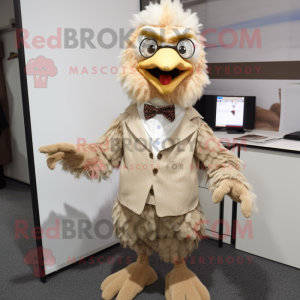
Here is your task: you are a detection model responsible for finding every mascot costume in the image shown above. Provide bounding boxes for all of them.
[39,1,255,299]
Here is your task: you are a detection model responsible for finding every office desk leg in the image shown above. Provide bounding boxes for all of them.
[218,198,224,248]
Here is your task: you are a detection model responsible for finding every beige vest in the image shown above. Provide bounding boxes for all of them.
[118,104,203,217]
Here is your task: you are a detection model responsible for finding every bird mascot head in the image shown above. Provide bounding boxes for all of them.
[118,0,210,107]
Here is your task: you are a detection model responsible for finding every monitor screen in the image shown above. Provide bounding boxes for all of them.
[215,96,245,127]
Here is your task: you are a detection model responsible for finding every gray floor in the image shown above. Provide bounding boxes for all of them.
[1,178,300,300]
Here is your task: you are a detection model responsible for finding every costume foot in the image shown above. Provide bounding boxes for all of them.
[165,260,210,300]
[100,253,157,300]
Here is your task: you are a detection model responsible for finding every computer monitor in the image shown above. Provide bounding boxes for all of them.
[193,95,256,130]
[215,96,245,128]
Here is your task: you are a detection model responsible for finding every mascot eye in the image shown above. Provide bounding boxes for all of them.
[179,46,186,54]
[139,38,158,58]
[177,39,195,59]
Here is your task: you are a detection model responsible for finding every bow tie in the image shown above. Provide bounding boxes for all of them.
[144,104,175,122]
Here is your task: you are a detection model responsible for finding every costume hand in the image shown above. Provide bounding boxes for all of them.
[212,179,252,218]
[39,143,85,170]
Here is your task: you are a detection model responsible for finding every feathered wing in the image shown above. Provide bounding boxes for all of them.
[60,112,128,181]
[194,119,257,210]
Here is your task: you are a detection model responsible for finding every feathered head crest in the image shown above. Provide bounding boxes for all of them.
[117,0,210,107]
[131,0,202,34]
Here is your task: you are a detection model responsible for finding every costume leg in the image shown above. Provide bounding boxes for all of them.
[165,257,210,300]
[101,252,157,300]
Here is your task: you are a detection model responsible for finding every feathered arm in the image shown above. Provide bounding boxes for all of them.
[194,119,256,218]
[39,112,128,181]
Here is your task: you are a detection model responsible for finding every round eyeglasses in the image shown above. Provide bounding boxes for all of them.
[139,38,196,59]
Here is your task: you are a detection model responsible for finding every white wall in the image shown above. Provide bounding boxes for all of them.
[0,0,30,183]
[187,0,300,111]
[20,0,140,275]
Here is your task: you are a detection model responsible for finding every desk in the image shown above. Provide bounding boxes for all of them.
[214,129,300,153]
[198,129,300,269]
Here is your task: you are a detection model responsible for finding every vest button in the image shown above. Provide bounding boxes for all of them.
[149,153,153,159]
[150,188,154,195]
[157,153,162,160]
[153,168,158,174]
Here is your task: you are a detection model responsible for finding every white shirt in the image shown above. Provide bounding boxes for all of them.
[137,98,186,154]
